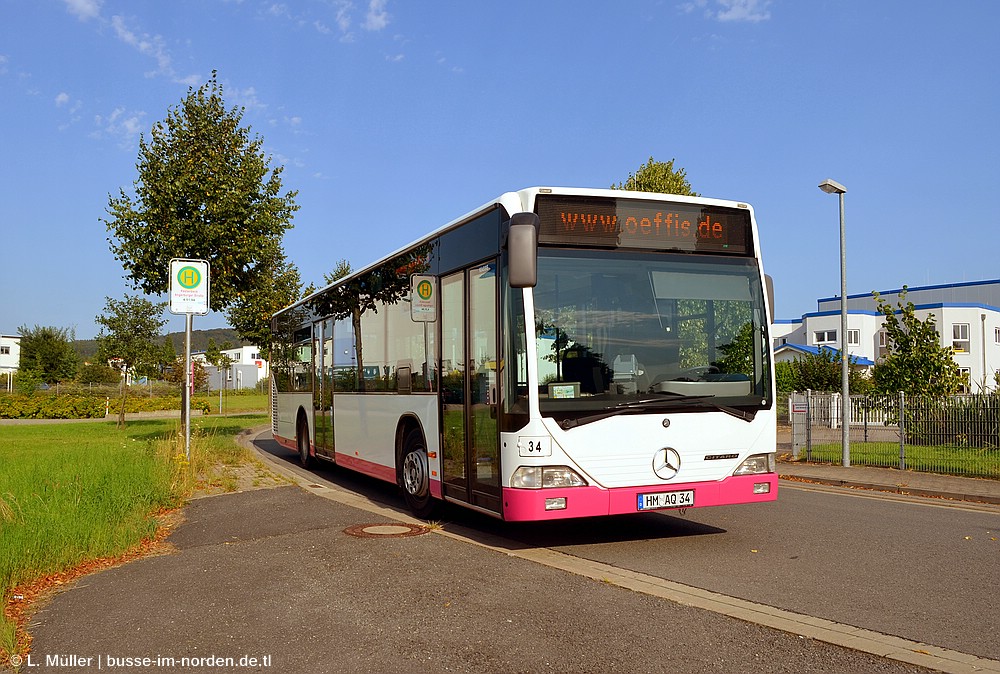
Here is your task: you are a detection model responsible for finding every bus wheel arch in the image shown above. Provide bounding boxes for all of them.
[396,419,435,518]
[296,407,313,469]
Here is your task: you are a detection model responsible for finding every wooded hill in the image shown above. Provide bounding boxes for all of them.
[74,328,248,361]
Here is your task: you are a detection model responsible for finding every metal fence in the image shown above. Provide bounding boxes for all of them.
[786,391,1000,479]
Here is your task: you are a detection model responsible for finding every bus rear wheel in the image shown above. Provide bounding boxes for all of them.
[297,413,313,469]
[400,428,435,518]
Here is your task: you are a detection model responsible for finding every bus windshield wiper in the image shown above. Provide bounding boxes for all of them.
[560,394,741,429]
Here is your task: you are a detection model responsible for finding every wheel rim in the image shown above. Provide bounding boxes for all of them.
[402,449,428,497]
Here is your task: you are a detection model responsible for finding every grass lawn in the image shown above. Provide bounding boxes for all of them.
[193,392,268,415]
[0,414,272,660]
[803,441,1000,478]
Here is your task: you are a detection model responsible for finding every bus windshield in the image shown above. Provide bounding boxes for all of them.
[528,250,771,417]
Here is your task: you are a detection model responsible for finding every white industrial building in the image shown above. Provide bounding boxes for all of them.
[193,344,270,390]
[772,279,1000,392]
[1,334,20,390]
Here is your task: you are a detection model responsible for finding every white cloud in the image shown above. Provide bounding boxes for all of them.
[93,106,146,148]
[267,3,291,19]
[364,0,389,31]
[678,0,771,23]
[64,0,102,21]
[335,1,353,32]
[716,0,771,23]
[55,92,71,106]
[231,85,267,113]
[110,15,174,78]
[176,73,203,87]
[1,55,11,76]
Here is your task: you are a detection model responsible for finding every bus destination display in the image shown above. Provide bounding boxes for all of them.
[535,195,751,255]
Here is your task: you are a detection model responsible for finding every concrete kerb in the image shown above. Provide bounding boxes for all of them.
[241,429,1000,674]
[777,461,1000,507]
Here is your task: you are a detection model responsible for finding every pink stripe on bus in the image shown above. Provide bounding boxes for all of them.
[501,474,777,522]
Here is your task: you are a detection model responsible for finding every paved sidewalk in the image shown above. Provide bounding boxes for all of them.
[778,459,1000,505]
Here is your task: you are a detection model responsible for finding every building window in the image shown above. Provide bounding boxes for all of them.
[958,367,971,394]
[814,330,837,344]
[995,327,1000,344]
[878,330,888,347]
[952,324,970,352]
[847,329,860,346]
[0,346,9,355]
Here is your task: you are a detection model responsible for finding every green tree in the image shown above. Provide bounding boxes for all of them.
[324,258,353,285]
[76,362,122,385]
[165,357,209,391]
[774,361,798,392]
[612,157,698,196]
[158,335,178,377]
[103,70,299,348]
[871,287,965,395]
[225,253,303,359]
[95,295,168,428]
[794,347,841,392]
[204,337,221,368]
[17,325,78,385]
[783,347,869,393]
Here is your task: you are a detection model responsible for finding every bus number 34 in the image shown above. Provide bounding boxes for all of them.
[518,437,552,457]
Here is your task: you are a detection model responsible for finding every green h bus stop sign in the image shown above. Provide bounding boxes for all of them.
[169,258,210,315]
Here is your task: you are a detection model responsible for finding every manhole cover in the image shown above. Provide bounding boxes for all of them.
[343,523,430,538]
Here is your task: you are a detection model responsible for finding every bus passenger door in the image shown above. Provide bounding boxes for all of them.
[313,319,335,458]
[440,263,500,513]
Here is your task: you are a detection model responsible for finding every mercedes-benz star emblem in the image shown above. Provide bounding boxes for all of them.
[652,447,681,480]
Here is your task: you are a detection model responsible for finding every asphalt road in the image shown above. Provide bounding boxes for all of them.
[255,436,1000,668]
[508,486,1000,661]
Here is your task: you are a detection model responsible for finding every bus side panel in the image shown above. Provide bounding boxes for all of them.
[333,393,441,488]
[272,392,312,450]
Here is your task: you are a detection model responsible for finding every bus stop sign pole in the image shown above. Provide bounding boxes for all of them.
[169,259,210,461]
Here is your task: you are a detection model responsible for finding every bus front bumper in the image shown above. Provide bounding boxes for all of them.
[501,474,777,522]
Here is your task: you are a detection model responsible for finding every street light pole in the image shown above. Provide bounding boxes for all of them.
[819,178,850,467]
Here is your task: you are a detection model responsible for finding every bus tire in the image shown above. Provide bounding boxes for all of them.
[399,427,436,518]
[296,411,313,469]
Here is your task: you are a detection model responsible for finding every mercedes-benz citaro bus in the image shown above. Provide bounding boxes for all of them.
[270,187,777,521]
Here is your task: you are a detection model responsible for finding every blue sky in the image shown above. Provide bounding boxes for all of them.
[2,0,998,340]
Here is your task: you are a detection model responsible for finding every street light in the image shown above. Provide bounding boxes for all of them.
[819,178,850,467]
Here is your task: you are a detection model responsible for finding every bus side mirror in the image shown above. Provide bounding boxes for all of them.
[765,274,775,324]
[507,212,538,289]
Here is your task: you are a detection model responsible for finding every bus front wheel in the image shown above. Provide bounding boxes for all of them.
[399,428,435,518]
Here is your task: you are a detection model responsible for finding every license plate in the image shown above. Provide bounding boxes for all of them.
[637,490,694,511]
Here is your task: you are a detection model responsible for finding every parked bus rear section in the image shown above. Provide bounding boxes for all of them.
[270,186,777,521]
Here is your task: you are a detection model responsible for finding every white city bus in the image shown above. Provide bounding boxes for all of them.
[271,187,777,521]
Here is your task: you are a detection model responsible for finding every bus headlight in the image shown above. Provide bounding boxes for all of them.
[511,466,588,489]
[733,453,776,476]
